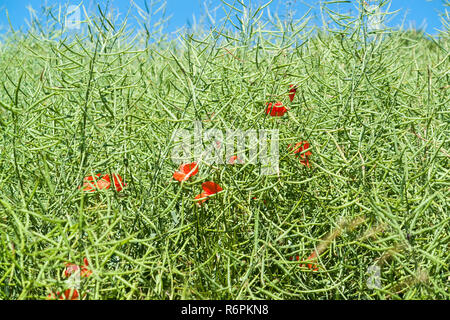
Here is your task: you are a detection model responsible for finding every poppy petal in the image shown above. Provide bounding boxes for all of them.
[63,263,80,278]
[174,163,198,182]
[302,251,319,271]
[60,289,79,300]
[229,155,243,164]
[175,170,189,181]
[96,178,111,190]
[81,267,92,278]
[266,102,287,117]
[194,191,209,206]
[181,162,198,176]
[84,173,101,181]
[288,141,312,166]
[289,84,297,102]
[47,292,58,300]
[202,181,223,195]
[80,183,96,192]
[229,155,238,164]
[112,174,126,192]
[266,103,273,115]
[80,173,125,192]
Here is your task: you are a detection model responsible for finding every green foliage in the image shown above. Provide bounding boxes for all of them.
[0,1,448,299]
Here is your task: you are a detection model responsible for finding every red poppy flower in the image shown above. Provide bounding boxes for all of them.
[84,173,102,181]
[291,253,319,271]
[111,174,126,192]
[288,84,297,102]
[202,181,223,195]
[64,257,92,278]
[289,252,319,271]
[47,289,80,300]
[288,141,312,167]
[63,263,80,278]
[194,191,210,205]
[47,291,58,300]
[81,257,93,278]
[194,181,223,205]
[228,155,243,165]
[266,102,288,117]
[79,173,126,192]
[302,252,319,271]
[60,289,79,300]
[173,162,199,182]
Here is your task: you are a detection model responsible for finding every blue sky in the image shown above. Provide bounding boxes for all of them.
[0,0,447,35]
